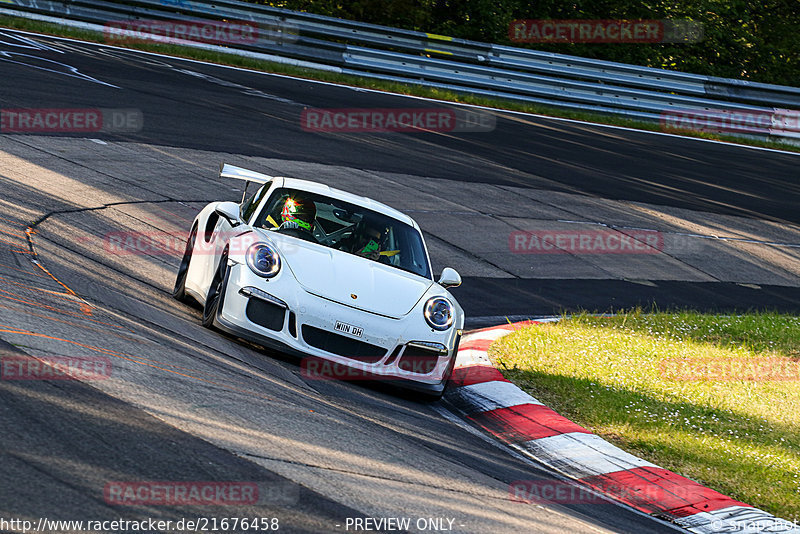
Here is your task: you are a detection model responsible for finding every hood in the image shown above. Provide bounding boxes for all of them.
[264,231,433,318]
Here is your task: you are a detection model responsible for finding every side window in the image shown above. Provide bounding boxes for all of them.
[240,184,270,224]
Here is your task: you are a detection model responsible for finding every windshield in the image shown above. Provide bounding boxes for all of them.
[253,188,432,279]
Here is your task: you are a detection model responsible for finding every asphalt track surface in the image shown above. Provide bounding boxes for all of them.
[2,31,800,319]
[0,30,797,533]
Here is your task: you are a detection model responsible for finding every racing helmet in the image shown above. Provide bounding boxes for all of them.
[281,196,316,231]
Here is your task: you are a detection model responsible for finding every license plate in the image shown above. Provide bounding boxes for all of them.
[335,321,363,338]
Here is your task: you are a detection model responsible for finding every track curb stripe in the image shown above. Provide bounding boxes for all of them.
[468,404,591,442]
[450,364,508,387]
[458,339,494,352]
[519,432,657,479]
[445,321,799,533]
[447,380,542,414]
[451,348,492,366]
[582,467,747,516]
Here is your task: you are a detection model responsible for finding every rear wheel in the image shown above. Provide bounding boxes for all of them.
[172,224,197,303]
[202,248,229,329]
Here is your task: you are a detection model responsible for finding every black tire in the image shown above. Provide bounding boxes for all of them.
[420,388,444,402]
[172,224,197,303]
[424,336,461,401]
[202,248,228,329]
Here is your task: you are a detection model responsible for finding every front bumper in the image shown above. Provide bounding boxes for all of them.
[213,264,462,393]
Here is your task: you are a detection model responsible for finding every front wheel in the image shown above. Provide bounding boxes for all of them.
[202,248,228,329]
[172,224,197,303]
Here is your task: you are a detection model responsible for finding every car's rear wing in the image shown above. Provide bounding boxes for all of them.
[219,163,275,184]
[220,163,278,203]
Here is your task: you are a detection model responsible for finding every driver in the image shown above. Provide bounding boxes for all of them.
[279,196,317,241]
[356,225,383,260]
[354,223,401,262]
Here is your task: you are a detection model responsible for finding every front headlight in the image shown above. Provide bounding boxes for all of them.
[424,297,454,331]
[246,243,281,278]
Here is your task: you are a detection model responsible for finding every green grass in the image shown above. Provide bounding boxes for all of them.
[2,15,799,154]
[490,310,800,520]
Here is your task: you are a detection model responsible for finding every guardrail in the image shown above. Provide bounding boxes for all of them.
[2,0,799,144]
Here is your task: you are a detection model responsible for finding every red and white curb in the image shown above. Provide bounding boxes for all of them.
[445,322,799,534]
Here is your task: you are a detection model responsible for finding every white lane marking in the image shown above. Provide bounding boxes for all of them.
[0,30,64,52]
[2,27,798,157]
[0,51,119,88]
[450,381,543,413]
[173,68,304,105]
[675,505,800,533]
[520,432,658,479]
[45,40,102,56]
[0,16,341,72]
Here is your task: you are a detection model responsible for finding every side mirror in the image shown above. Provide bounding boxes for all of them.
[438,267,461,288]
[215,201,242,227]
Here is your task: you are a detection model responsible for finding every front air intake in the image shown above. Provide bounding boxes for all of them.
[301,325,386,363]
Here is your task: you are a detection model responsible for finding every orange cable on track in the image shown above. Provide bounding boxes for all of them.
[0,235,27,248]
[0,261,47,278]
[0,288,123,329]
[0,274,99,304]
[25,226,94,316]
[0,301,142,343]
[0,227,28,239]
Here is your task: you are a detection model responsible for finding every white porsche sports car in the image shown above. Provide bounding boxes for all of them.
[173,164,464,397]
